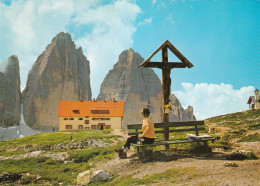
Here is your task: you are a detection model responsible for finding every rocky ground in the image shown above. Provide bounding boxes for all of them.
[93,130,260,186]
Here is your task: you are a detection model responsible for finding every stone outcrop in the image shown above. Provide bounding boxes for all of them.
[77,170,112,185]
[98,49,195,128]
[169,93,196,121]
[0,56,21,127]
[22,32,92,129]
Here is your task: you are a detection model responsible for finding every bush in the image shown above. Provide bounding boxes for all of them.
[21,175,37,184]
[71,149,100,163]
[226,151,258,160]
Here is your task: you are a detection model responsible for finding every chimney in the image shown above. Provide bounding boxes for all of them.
[255,89,259,101]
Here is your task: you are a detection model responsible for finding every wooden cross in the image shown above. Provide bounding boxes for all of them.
[139,40,193,144]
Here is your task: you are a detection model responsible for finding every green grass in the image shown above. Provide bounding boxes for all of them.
[69,144,122,163]
[0,149,25,156]
[0,129,124,185]
[0,109,258,184]
[0,157,89,185]
[91,167,199,186]
[206,109,260,130]
[205,109,260,149]
[239,133,260,142]
[0,130,119,147]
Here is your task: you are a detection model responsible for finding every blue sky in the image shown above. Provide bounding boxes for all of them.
[0,0,259,119]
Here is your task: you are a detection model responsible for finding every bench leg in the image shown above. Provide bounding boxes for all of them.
[203,141,208,148]
[203,141,211,153]
[136,146,154,162]
[142,147,146,160]
[137,146,144,160]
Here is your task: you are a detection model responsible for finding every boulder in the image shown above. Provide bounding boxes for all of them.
[77,170,91,185]
[90,170,111,183]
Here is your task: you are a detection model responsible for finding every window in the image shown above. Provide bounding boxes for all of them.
[69,118,74,120]
[85,120,89,124]
[106,125,111,129]
[107,118,111,120]
[63,118,68,120]
[91,125,98,129]
[66,125,72,129]
[78,118,83,120]
[91,110,110,114]
[78,125,83,129]
[72,109,80,114]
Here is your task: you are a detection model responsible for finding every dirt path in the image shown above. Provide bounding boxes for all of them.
[112,129,129,140]
[94,142,260,185]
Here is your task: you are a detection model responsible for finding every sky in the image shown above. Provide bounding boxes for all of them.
[0,0,259,119]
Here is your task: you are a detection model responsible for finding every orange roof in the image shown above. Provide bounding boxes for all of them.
[57,100,124,117]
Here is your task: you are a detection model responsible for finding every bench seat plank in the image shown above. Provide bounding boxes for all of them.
[130,137,215,147]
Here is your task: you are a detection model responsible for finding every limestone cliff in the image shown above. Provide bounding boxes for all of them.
[0,55,21,127]
[169,93,196,122]
[98,49,195,128]
[22,32,92,129]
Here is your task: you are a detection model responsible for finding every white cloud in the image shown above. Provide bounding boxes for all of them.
[167,13,174,24]
[0,58,9,73]
[74,0,141,97]
[173,83,255,120]
[152,0,157,4]
[138,16,153,25]
[0,0,75,86]
[0,0,141,98]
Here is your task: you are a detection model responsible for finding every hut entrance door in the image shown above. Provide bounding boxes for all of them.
[98,123,105,130]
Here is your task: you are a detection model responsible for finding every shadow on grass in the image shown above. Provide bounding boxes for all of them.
[128,146,232,163]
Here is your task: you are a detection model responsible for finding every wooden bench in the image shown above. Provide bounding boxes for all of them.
[127,121,215,160]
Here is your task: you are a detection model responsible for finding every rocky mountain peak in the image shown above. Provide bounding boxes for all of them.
[52,32,73,44]
[22,32,91,130]
[98,49,196,128]
[0,56,21,127]
[116,48,142,67]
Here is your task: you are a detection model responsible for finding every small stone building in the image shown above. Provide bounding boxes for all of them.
[58,100,124,132]
[247,89,260,110]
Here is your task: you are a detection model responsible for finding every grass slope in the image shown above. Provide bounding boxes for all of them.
[0,109,259,185]
[205,109,260,149]
[0,130,123,185]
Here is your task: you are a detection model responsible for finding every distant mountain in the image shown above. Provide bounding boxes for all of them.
[0,55,21,127]
[22,32,92,130]
[98,49,195,128]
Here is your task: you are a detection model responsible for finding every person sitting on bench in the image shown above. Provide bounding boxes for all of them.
[115,107,155,158]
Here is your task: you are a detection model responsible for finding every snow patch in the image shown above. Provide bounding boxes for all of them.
[0,103,39,141]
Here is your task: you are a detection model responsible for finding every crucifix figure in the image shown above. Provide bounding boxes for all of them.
[139,40,193,145]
